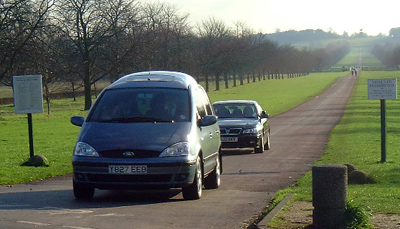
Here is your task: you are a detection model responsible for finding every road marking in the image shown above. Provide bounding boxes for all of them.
[94,213,117,217]
[62,226,94,229]
[94,213,127,217]
[17,220,51,226]
[49,209,93,215]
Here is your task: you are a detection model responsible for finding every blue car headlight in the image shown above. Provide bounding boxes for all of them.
[243,128,257,134]
[74,142,99,157]
[159,142,196,161]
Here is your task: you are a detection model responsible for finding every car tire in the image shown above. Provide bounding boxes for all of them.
[73,180,95,199]
[255,134,265,153]
[182,156,202,200]
[265,130,271,150]
[204,154,221,189]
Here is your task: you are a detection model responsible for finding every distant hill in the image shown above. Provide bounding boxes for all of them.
[265,29,342,48]
[265,29,400,67]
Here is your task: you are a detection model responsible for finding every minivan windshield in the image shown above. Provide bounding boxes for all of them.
[89,88,190,123]
[214,103,257,119]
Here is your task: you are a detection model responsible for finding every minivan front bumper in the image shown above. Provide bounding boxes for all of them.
[72,157,197,190]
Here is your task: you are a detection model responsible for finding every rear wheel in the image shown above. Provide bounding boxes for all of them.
[73,180,95,200]
[204,155,221,189]
[182,156,202,200]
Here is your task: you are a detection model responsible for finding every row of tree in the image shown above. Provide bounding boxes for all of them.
[1,0,349,110]
[371,43,400,68]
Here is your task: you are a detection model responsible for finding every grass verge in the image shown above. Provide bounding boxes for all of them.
[268,71,400,228]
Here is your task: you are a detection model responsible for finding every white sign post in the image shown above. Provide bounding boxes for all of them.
[368,78,397,162]
[13,75,43,157]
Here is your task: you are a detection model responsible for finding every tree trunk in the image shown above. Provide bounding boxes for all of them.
[71,81,76,102]
[44,83,50,115]
[224,72,228,89]
[215,74,220,91]
[205,74,209,92]
[83,54,92,110]
[84,79,92,110]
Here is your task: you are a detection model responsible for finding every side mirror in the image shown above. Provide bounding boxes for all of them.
[198,115,218,127]
[70,116,84,127]
[260,111,269,119]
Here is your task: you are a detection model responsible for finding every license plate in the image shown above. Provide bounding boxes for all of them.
[221,137,238,142]
[108,165,147,174]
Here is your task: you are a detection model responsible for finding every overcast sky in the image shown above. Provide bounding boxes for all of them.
[140,0,400,36]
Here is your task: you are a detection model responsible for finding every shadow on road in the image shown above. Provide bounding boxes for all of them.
[221,149,255,156]
[0,188,182,211]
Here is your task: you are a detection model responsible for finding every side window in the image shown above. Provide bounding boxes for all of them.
[198,86,213,115]
[193,86,207,118]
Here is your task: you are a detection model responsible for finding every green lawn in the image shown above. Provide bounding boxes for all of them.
[0,72,345,185]
[207,72,344,117]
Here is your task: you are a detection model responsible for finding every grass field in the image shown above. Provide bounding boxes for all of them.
[207,73,345,116]
[268,71,400,227]
[0,72,345,185]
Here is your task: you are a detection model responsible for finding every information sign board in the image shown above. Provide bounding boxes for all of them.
[368,78,397,100]
[13,75,43,114]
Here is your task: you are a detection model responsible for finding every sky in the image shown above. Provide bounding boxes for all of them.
[140,0,400,36]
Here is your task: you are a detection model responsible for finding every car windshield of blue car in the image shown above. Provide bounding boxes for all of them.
[214,103,257,119]
[88,88,190,123]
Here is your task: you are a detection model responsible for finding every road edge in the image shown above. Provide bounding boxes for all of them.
[257,193,293,228]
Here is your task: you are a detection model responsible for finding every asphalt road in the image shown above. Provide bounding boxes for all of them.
[0,73,357,229]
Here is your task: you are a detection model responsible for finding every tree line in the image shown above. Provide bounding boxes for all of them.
[372,43,400,68]
[1,0,349,110]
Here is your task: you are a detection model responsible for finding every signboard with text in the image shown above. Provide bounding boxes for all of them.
[368,78,397,100]
[13,75,43,114]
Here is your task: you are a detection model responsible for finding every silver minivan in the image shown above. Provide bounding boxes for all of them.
[71,71,222,200]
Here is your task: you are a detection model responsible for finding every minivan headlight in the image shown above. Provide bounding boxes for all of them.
[74,142,99,157]
[160,142,192,157]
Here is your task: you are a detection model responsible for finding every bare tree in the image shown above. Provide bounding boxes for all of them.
[137,2,190,71]
[0,0,54,85]
[195,17,232,91]
[54,0,137,110]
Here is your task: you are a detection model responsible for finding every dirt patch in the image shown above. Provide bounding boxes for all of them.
[272,201,400,229]
[373,214,400,228]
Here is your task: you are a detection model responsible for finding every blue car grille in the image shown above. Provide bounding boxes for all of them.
[220,128,242,135]
[99,150,161,158]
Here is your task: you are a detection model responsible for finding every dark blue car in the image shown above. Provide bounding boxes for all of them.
[71,71,221,200]
[213,100,270,153]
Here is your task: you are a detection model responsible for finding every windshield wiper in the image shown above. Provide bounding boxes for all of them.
[95,117,173,123]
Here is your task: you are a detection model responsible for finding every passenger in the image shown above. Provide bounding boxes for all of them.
[243,106,254,117]
[146,94,170,120]
[232,108,242,117]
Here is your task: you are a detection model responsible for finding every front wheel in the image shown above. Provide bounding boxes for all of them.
[265,130,271,150]
[255,134,265,153]
[73,180,95,199]
[182,156,202,200]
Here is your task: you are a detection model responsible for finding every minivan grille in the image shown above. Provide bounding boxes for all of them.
[87,174,172,183]
[99,150,161,158]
